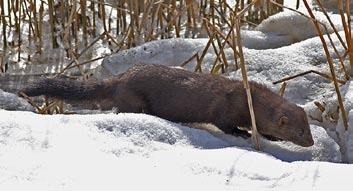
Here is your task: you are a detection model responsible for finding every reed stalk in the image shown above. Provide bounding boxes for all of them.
[303,0,349,131]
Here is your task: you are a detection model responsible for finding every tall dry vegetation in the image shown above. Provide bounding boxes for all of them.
[0,0,283,75]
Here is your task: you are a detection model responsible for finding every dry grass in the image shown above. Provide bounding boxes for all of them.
[0,0,283,75]
[19,91,65,114]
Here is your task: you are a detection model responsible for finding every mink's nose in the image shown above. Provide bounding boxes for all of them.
[301,135,314,147]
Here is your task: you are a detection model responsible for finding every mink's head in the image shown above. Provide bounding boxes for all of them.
[250,84,314,147]
[256,101,314,147]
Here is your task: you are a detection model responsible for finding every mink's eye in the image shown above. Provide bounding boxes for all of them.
[278,116,288,127]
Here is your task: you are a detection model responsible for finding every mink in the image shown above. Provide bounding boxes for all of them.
[20,64,314,147]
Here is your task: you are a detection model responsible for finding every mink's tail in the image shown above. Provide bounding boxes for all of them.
[19,77,112,101]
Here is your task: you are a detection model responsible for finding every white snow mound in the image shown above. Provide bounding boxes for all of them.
[256,10,342,45]
[0,110,350,190]
[0,89,34,111]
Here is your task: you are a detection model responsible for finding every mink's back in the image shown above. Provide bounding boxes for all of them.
[115,64,247,123]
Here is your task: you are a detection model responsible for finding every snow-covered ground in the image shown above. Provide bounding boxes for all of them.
[0,110,351,191]
[1,7,353,190]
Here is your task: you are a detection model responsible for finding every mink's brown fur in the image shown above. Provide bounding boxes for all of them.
[20,64,314,147]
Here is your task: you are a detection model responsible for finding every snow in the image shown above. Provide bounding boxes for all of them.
[2,6,353,190]
[243,10,342,49]
[0,89,34,111]
[97,38,208,78]
[256,10,342,41]
[335,81,353,162]
[0,110,350,190]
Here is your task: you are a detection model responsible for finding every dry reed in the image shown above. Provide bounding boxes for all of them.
[0,0,283,75]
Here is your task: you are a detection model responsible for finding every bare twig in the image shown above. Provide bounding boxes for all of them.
[65,56,106,70]
[180,52,199,67]
[273,70,346,85]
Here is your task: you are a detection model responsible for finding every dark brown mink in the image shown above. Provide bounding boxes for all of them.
[20,64,314,147]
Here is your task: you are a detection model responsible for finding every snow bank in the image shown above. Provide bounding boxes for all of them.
[243,10,342,49]
[257,11,341,43]
[0,89,34,111]
[97,38,208,78]
[0,110,350,190]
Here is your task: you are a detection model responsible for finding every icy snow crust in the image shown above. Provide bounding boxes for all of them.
[0,110,349,190]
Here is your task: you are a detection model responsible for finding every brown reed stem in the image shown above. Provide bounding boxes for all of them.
[81,0,88,46]
[18,92,41,111]
[0,0,6,50]
[17,0,22,63]
[338,0,353,75]
[346,0,351,39]
[48,0,58,48]
[7,0,11,27]
[180,52,199,67]
[195,32,215,72]
[38,0,43,53]
[235,18,260,150]
[314,0,347,50]
[303,0,349,131]
[65,56,105,70]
